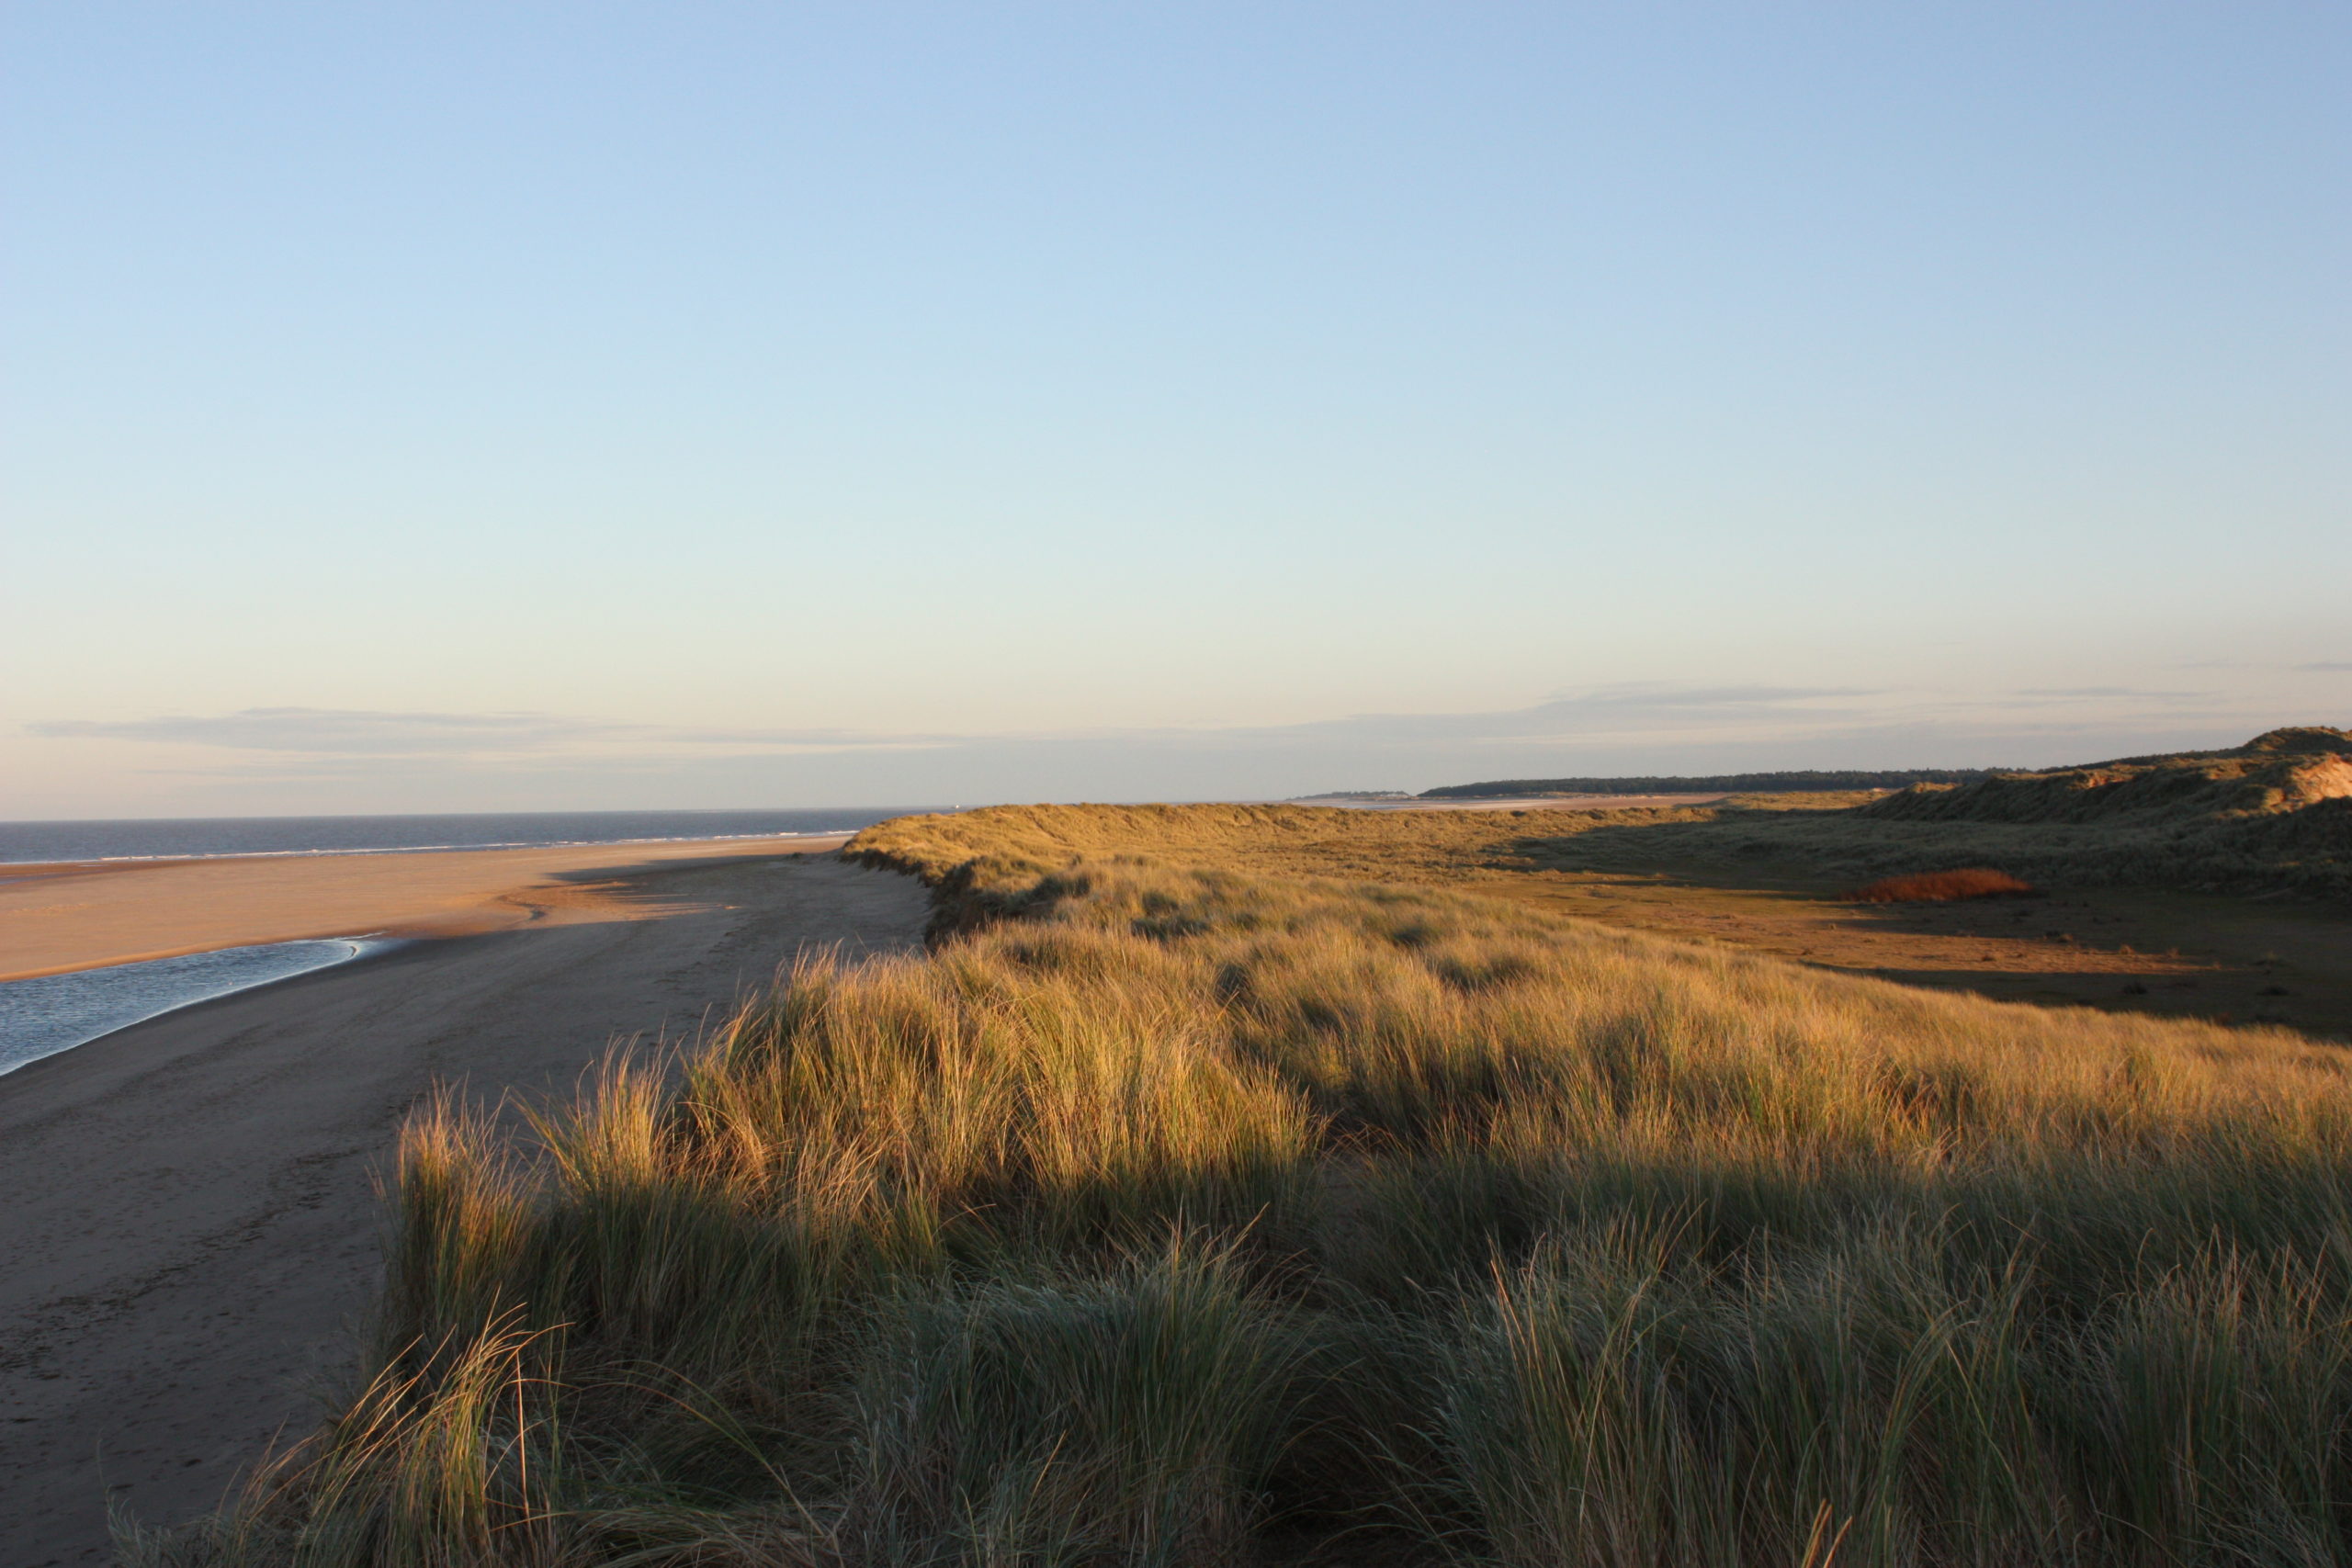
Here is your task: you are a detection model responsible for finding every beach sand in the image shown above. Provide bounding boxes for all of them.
[0,844,930,1565]
[0,833,875,983]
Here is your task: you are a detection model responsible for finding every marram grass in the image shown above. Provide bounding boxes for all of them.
[134,813,2352,1566]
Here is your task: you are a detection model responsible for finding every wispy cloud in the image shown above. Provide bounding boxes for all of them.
[30,708,613,754]
[28,688,1889,763]
[1542,685,1874,708]
[26,683,2211,772]
[23,683,2309,806]
[2172,660,2352,675]
[2015,686,2191,699]
[28,706,956,757]
[1236,685,1882,750]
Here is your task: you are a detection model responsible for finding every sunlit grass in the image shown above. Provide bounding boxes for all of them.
[139,810,2352,1566]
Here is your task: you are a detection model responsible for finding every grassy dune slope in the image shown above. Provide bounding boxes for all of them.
[1834,727,2352,893]
[1475,728,2352,903]
[845,799,1703,925]
[147,807,2352,1567]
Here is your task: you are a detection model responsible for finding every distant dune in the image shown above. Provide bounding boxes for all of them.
[1419,765,1998,799]
[1862,726,2352,826]
[1478,726,2350,904]
[1408,728,2352,904]
[1841,726,2352,895]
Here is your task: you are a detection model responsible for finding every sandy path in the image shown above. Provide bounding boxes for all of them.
[0,834,861,982]
[0,851,930,1565]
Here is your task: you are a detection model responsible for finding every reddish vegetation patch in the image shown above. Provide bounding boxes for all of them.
[1849,868,2036,903]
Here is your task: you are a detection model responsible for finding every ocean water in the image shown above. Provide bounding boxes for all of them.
[0,939,391,1076]
[0,807,936,1075]
[0,807,929,865]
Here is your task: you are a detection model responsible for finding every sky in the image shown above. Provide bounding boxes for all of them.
[5,2,2346,818]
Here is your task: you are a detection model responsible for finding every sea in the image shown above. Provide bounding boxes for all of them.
[0,807,930,1077]
[0,807,921,865]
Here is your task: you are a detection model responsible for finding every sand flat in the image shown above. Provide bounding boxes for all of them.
[0,834,853,982]
[0,848,930,1565]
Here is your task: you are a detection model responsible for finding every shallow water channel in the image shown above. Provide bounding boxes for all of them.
[0,939,382,1076]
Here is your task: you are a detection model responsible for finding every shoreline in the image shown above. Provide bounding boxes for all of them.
[0,832,854,983]
[0,848,932,1564]
[0,827,858,874]
[0,935,408,1080]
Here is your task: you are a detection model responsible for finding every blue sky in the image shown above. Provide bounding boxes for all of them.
[6,3,2346,815]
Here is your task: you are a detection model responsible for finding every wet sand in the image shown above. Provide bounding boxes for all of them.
[0,847,931,1565]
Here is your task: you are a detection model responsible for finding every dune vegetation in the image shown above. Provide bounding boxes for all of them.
[1418,769,1995,800]
[140,798,2352,1567]
[1545,728,2352,904]
[1283,728,2352,908]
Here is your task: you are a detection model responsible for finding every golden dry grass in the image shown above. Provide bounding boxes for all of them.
[140,806,2352,1567]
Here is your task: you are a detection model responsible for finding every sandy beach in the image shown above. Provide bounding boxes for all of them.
[0,833,876,983]
[0,842,929,1565]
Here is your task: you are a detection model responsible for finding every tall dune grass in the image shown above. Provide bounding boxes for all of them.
[139,815,2352,1566]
